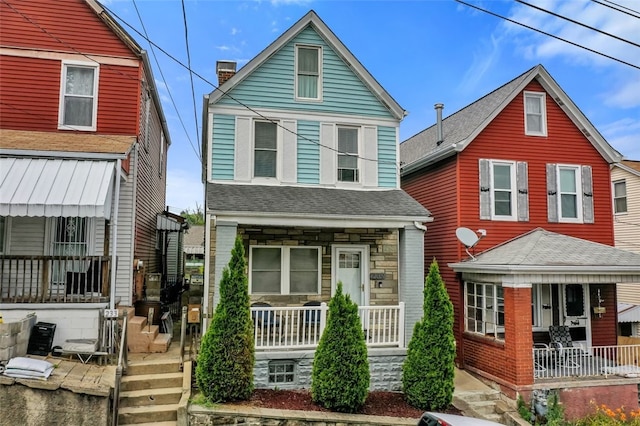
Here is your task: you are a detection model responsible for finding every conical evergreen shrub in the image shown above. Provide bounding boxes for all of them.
[311,282,369,413]
[195,235,254,402]
[402,258,455,410]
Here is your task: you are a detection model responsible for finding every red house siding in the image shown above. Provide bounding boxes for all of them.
[97,64,140,135]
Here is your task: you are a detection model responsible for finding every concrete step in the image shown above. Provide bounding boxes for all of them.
[149,333,172,353]
[121,372,183,392]
[118,404,179,424]
[469,400,498,415]
[456,390,501,402]
[120,422,176,426]
[126,360,182,376]
[128,316,148,334]
[484,413,505,424]
[119,387,183,407]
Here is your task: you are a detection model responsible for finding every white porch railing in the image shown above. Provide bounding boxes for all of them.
[533,344,640,380]
[250,302,405,351]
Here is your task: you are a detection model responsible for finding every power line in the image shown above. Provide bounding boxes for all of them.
[101,4,399,169]
[516,0,640,49]
[455,0,640,71]
[132,0,201,164]
[180,0,201,157]
[592,0,640,18]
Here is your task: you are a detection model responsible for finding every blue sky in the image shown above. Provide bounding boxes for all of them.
[103,0,640,213]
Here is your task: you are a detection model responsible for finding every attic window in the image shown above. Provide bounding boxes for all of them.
[295,45,321,101]
[524,92,547,136]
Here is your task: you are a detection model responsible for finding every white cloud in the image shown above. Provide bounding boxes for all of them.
[231,27,239,36]
[604,78,640,109]
[458,34,502,93]
[166,168,204,213]
[598,117,640,159]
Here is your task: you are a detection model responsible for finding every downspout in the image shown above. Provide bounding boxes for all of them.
[413,221,427,232]
[202,213,213,333]
[110,159,122,310]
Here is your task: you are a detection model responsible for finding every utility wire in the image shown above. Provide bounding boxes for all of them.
[516,0,640,49]
[592,0,640,18]
[132,0,201,163]
[102,3,398,169]
[180,0,201,156]
[455,0,640,71]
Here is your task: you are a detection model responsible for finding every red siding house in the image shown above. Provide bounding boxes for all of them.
[0,0,175,355]
[401,65,640,419]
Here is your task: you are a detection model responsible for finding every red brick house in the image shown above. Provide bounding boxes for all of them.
[0,0,175,353]
[400,64,640,419]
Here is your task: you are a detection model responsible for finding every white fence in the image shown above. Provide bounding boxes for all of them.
[533,344,640,380]
[250,302,405,351]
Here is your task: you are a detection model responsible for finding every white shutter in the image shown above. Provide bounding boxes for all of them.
[235,117,252,181]
[479,159,491,220]
[582,165,594,224]
[516,161,529,222]
[282,120,297,183]
[546,164,558,223]
[319,123,335,185]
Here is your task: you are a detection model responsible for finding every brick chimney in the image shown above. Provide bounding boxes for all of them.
[216,60,237,86]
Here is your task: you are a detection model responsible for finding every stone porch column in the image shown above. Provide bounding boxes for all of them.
[399,224,426,346]
[212,221,238,310]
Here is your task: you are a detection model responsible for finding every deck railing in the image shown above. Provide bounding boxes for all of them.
[533,344,640,380]
[0,255,110,303]
[250,302,405,350]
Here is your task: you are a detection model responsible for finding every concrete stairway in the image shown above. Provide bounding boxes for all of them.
[118,358,189,425]
[121,308,172,354]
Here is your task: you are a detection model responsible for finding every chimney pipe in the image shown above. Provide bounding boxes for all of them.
[435,103,444,146]
[216,60,237,86]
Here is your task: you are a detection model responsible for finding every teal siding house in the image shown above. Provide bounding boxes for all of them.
[202,11,431,391]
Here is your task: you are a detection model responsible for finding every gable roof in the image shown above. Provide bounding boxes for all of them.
[206,10,404,120]
[450,228,640,275]
[206,183,430,226]
[400,64,622,175]
[614,160,640,177]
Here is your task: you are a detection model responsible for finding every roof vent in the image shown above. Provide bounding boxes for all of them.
[435,103,444,146]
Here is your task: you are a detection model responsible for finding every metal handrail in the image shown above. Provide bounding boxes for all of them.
[111,310,128,426]
[179,306,187,370]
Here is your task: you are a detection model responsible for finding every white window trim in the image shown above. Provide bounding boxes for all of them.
[252,119,282,182]
[489,160,517,221]
[464,282,505,341]
[336,125,361,186]
[294,44,323,102]
[249,245,321,295]
[0,217,11,255]
[524,91,547,137]
[557,164,583,223]
[613,180,627,215]
[58,60,99,131]
[159,132,165,177]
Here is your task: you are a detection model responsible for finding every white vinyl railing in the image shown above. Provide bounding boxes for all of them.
[533,344,640,380]
[250,302,405,350]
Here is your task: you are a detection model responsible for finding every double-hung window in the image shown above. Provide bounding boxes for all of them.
[479,159,528,221]
[254,121,277,178]
[250,246,320,295]
[613,180,627,214]
[296,45,321,100]
[337,127,359,183]
[491,161,516,220]
[524,92,547,136]
[59,62,98,131]
[547,163,593,223]
[465,282,504,340]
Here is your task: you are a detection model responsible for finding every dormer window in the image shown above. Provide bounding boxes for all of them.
[59,62,98,131]
[295,45,321,101]
[524,92,547,136]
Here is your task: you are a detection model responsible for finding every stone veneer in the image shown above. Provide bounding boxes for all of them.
[206,224,400,311]
[254,348,406,392]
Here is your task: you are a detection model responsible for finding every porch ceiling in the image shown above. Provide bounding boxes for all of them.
[449,228,640,278]
[205,183,431,226]
[0,157,115,218]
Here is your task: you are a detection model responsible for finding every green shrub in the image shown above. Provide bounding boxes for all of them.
[195,235,254,402]
[311,282,369,413]
[402,258,456,410]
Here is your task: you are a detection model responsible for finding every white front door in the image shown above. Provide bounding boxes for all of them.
[333,245,367,306]
[561,283,591,347]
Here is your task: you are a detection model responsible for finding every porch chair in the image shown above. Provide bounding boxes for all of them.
[548,325,585,368]
[299,301,321,343]
[251,302,280,329]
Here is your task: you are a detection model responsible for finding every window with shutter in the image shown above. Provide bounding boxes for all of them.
[479,159,528,221]
[546,164,593,223]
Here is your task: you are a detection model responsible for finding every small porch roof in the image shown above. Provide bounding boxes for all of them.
[0,157,116,219]
[619,303,640,323]
[205,183,431,228]
[449,228,640,278]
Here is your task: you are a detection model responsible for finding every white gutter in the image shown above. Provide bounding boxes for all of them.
[413,221,427,232]
[109,159,122,310]
[202,214,212,334]
[401,143,460,176]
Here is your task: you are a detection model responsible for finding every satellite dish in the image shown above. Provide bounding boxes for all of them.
[456,227,480,248]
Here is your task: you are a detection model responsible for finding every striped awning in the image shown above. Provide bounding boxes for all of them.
[0,157,115,219]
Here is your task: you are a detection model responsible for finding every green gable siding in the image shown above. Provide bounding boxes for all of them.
[211,114,235,180]
[378,126,397,187]
[297,120,320,184]
[217,26,393,119]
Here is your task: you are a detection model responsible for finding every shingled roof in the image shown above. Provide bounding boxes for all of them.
[400,64,621,174]
[206,183,430,224]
